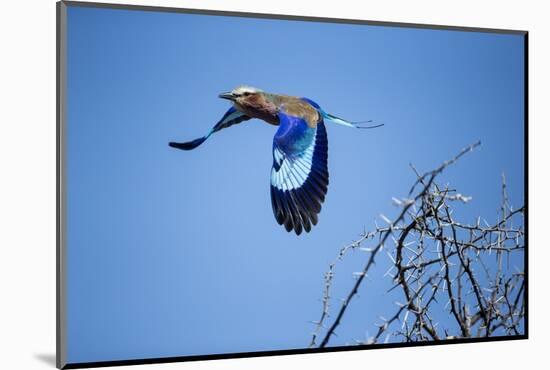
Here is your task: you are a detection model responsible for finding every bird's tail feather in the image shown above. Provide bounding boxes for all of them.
[321,111,384,129]
[300,97,383,129]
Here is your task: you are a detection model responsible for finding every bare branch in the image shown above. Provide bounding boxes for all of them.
[310,141,525,347]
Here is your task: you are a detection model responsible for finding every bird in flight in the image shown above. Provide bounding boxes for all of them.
[169,86,381,235]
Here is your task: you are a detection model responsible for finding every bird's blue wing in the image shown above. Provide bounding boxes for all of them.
[169,107,251,150]
[270,112,329,235]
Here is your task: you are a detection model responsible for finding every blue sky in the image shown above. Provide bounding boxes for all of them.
[66,5,525,364]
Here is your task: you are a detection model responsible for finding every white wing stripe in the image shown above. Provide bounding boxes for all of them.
[272,156,315,191]
[224,110,244,124]
[271,125,320,191]
[293,159,310,181]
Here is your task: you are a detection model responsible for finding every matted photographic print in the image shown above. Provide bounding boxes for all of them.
[57,1,527,368]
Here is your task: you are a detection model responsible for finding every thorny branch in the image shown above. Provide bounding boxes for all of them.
[309,142,525,347]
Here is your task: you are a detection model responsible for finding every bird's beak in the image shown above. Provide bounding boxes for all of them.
[218,92,235,101]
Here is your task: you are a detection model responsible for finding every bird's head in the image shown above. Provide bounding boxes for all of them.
[218,85,264,106]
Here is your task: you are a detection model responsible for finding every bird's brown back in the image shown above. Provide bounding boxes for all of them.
[267,94,320,128]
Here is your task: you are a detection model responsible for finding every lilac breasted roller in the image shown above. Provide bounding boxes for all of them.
[169,86,381,235]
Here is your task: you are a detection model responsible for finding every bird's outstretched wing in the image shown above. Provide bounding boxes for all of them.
[270,112,328,235]
[169,107,251,150]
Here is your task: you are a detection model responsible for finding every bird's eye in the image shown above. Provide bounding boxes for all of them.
[243,92,251,96]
